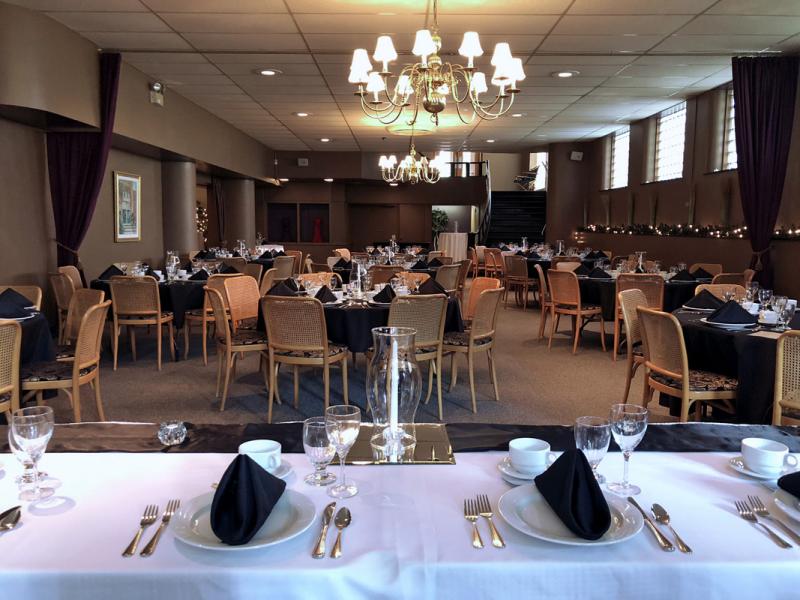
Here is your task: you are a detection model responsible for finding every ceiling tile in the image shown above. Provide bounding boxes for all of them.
[45,11,169,31]
[677,15,800,35]
[708,1,800,16]
[552,15,693,35]
[5,0,146,9]
[123,51,209,64]
[206,53,315,64]
[650,34,786,53]
[568,0,715,14]
[286,0,427,14]
[293,13,423,34]
[158,13,298,34]
[182,33,307,51]
[126,62,221,75]
[145,0,286,12]
[434,14,558,34]
[538,34,665,53]
[84,32,192,50]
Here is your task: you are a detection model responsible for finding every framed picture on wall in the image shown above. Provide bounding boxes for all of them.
[114,172,141,242]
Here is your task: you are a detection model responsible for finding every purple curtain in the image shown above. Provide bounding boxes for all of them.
[47,53,121,266]
[732,56,799,288]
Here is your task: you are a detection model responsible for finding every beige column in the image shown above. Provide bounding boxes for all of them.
[162,161,198,253]
[223,178,256,246]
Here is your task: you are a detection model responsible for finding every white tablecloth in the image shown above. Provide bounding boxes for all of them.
[1,450,798,600]
[437,233,468,262]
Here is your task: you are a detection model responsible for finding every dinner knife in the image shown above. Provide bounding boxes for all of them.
[627,497,675,552]
[312,502,336,559]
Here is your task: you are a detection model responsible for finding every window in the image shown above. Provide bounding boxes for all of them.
[722,88,737,170]
[528,152,548,191]
[654,101,686,182]
[437,151,454,177]
[608,127,630,189]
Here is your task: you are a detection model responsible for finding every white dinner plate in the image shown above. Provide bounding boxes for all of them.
[368,301,392,307]
[172,490,315,551]
[773,489,800,523]
[497,456,546,481]
[8,313,36,322]
[728,456,798,480]
[497,484,643,546]
[681,304,716,313]
[700,318,757,330]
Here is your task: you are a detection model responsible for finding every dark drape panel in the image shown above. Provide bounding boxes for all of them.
[47,53,122,267]
[211,177,226,244]
[732,56,799,288]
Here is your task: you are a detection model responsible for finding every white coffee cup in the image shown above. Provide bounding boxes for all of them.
[741,437,798,476]
[238,439,282,473]
[508,438,557,475]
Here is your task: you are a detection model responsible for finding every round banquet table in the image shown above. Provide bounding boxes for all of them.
[579,278,698,320]
[670,311,800,424]
[525,257,601,278]
[90,279,205,330]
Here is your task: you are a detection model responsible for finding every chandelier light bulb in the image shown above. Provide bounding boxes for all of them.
[373,35,398,72]
[458,31,483,68]
[413,29,437,65]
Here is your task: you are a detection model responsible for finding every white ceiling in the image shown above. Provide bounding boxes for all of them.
[9,0,800,153]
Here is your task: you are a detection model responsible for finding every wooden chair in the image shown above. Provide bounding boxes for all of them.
[434,256,454,265]
[56,288,105,362]
[285,250,303,275]
[534,264,553,340]
[711,272,746,286]
[463,277,501,325]
[455,259,471,302]
[223,275,261,332]
[612,274,664,362]
[334,248,351,261]
[273,256,295,281]
[484,249,505,281]
[503,255,537,309]
[387,294,447,419]
[58,265,84,290]
[695,283,746,301]
[427,251,444,260]
[435,264,461,295]
[222,257,247,272]
[398,271,430,290]
[469,247,482,278]
[262,295,349,423]
[299,272,342,288]
[689,263,723,276]
[350,252,369,262]
[242,263,263,283]
[109,277,175,371]
[638,307,737,422]
[21,300,111,422]
[183,273,240,363]
[0,320,21,420]
[773,330,800,425]
[326,256,342,269]
[50,272,75,344]
[444,287,503,414]
[310,262,333,273]
[369,265,403,286]
[0,286,42,310]
[618,289,649,405]
[259,268,278,296]
[554,260,581,272]
[743,269,756,284]
[546,270,606,354]
[206,287,270,412]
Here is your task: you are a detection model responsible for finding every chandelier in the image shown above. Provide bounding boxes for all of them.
[348,0,524,128]
[378,136,443,185]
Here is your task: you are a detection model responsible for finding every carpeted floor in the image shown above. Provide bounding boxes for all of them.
[42,285,676,426]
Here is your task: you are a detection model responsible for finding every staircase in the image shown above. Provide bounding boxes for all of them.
[483,190,547,247]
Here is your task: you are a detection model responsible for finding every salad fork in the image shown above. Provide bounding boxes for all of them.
[735,500,791,548]
[748,495,800,545]
[476,494,505,548]
[463,499,484,549]
[141,499,180,557]
[122,504,159,557]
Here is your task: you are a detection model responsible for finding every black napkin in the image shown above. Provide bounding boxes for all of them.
[267,281,296,297]
[428,258,443,268]
[527,251,541,260]
[333,258,352,270]
[778,472,800,500]
[145,267,158,279]
[417,278,447,295]
[259,250,273,260]
[574,264,591,276]
[691,267,714,280]
[189,269,209,281]
[499,245,510,251]
[220,265,238,274]
[314,285,337,303]
[284,278,299,292]
[182,262,193,271]
[534,449,611,541]
[370,248,381,256]
[588,267,611,279]
[684,289,724,310]
[274,250,286,257]
[0,289,32,318]
[670,269,696,282]
[98,265,124,280]
[411,259,429,270]
[373,285,396,303]
[707,300,757,325]
[232,251,241,258]
[210,454,286,546]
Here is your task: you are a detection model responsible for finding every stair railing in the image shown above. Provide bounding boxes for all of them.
[477,160,491,245]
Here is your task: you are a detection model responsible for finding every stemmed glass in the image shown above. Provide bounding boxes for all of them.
[11,406,55,501]
[781,303,797,332]
[325,405,361,499]
[574,416,611,483]
[302,417,336,486]
[773,296,789,328]
[607,404,648,497]
[759,288,773,310]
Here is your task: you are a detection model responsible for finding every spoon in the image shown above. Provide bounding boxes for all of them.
[651,503,692,553]
[329,507,351,559]
[0,506,21,532]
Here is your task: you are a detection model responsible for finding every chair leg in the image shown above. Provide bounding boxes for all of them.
[267,355,276,424]
[425,360,434,404]
[538,304,547,340]
[436,353,443,421]
[168,323,176,362]
[94,373,105,421]
[467,351,477,414]
[572,316,581,354]
[156,323,163,371]
[220,351,234,412]
[622,356,634,404]
[183,322,191,360]
[261,353,270,394]
[342,357,349,405]
[293,365,300,409]
[201,321,209,366]
[323,363,330,412]
[547,308,557,349]
[215,347,223,397]
[599,315,606,352]
[613,317,620,362]
[449,353,458,391]
[488,349,500,402]
[112,324,120,371]
[72,382,82,423]
[36,390,44,407]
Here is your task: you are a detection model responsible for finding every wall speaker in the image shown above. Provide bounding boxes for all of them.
[569,151,583,161]
[297,158,309,167]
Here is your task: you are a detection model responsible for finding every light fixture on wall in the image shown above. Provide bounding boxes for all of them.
[149,81,165,106]
[348,0,524,129]
[378,130,443,185]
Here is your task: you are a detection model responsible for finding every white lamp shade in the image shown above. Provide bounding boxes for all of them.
[394,74,413,97]
[348,68,370,84]
[509,58,525,82]
[388,155,398,167]
[412,29,436,57]
[458,31,483,58]
[491,66,509,86]
[490,42,513,67]
[373,35,398,64]
[350,48,372,73]
[470,72,488,94]
[378,155,389,168]
[366,71,386,93]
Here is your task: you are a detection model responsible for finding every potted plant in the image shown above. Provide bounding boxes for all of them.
[432,208,449,249]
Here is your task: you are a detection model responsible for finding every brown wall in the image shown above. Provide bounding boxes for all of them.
[546,141,593,244]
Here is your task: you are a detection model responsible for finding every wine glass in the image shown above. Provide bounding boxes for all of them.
[759,288,773,310]
[302,417,336,486]
[782,303,797,331]
[11,406,55,501]
[607,404,648,496]
[325,405,361,499]
[773,296,789,329]
[574,416,611,483]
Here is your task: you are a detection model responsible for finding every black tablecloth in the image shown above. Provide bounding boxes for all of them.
[248,258,275,270]
[20,313,55,366]
[579,279,697,320]
[91,279,205,329]
[4,421,799,454]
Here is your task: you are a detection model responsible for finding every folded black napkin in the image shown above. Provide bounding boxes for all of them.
[778,471,800,500]
[411,259,429,270]
[691,267,714,280]
[220,265,238,274]
[333,258,352,270]
[267,281,296,297]
[315,285,337,303]
[145,267,158,278]
[684,289,724,310]
[0,289,32,318]
[588,267,611,279]
[574,264,591,276]
[670,269,696,282]
[527,252,541,260]
[189,269,209,281]
[428,258,443,268]
[195,250,207,260]
[534,449,611,541]
[259,250,273,260]
[284,278,299,292]
[98,265,124,280]
[707,300,757,325]
[232,251,241,258]
[274,250,286,257]
[210,454,286,546]
[370,248,381,256]
[373,285,396,303]
[417,278,447,295]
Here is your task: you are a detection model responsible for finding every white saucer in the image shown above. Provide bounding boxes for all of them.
[500,471,530,486]
[270,460,293,480]
[497,456,547,481]
[728,456,797,480]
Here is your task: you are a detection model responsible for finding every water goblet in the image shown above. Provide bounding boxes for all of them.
[607,404,648,496]
[11,406,55,501]
[574,416,611,483]
[325,405,362,499]
[759,288,773,310]
[782,304,797,331]
[303,417,337,486]
[773,296,788,329]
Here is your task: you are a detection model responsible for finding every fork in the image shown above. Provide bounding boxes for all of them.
[140,499,181,557]
[476,494,505,548]
[748,495,800,545]
[463,499,484,549]
[122,504,159,557]
[734,500,791,548]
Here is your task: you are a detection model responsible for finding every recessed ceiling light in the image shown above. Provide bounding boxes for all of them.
[511,113,525,118]
[552,70,579,79]
[257,68,282,76]
[320,138,331,142]
[324,178,334,182]
[279,178,289,182]
[486,139,495,143]
[295,112,310,117]
[389,182,399,187]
